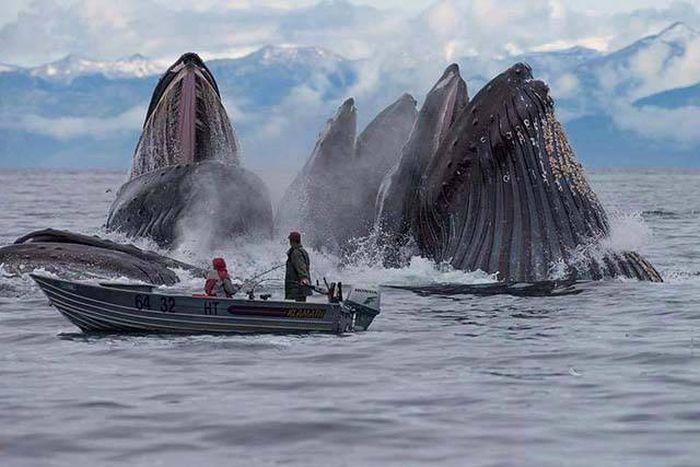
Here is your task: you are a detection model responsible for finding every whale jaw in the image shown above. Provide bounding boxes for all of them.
[375,63,469,261]
[106,53,272,248]
[130,53,239,180]
[415,63,661,282]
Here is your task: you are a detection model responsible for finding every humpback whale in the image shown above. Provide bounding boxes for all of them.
[277,94,417,252]
[376,64,469,261]
[379,63,662,282]
[283,62,661,282]
[107,52,273,248]
[0,53,271,285]
[415,63,661,281]
[0,229,202,285]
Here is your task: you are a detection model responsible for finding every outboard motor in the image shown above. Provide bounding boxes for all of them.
[342,286,380,331]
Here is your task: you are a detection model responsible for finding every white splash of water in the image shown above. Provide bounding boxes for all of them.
[339,256,498,288]
[0,266,60,298]
[602,211,653,253]
[546,208,657,281]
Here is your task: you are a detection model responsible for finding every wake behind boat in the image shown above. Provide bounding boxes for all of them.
[30,274,380,335]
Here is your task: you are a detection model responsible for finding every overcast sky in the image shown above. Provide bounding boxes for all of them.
[2,0,700,66]
[0,0,693,25]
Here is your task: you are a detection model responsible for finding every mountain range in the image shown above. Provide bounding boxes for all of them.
[1,22,699,171]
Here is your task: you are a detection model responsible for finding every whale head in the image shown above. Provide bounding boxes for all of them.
[415,62,661,282]
[107,53,272,248]
[130,52,239,179]
[375,63,469,259]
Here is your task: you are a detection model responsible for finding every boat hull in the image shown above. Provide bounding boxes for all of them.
[31,274,357,335]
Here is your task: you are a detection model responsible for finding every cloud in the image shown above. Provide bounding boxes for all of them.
[2,0,695,68]
[3,0,700,167]
[0,105,144,139]
[0,0,389,65]
[587,22,700,102]
[611,101,700,144]
[553,73,580,98]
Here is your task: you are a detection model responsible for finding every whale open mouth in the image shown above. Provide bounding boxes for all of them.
[413,63,661,282]
[130,52,239,179]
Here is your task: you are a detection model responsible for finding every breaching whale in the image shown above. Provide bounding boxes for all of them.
[106,52,273,248]
[276,94,417,252]
[378,63,662,282]
[0,53,272,285]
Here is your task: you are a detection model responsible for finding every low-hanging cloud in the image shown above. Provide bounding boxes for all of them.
[2,0,700,167]
[0,105,145,139]
[611,100,700,144]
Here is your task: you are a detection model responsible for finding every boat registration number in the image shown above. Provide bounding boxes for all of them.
[134,294,176,313]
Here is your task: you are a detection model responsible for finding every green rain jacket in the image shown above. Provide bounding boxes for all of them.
[285,245,310,301]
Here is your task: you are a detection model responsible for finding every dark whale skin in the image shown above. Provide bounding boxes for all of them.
[416,63,662,282]
[107,161,273,248]
[107,52,273,247]
[376,64,469,262]
[0,229,203,285]
[129,52,239,179]
[277,95,417,252]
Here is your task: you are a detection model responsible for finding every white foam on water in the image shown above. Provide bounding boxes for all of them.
[172,233,498,293]
[545,207,663,281]
[4,201,696,300]
[339,256,498,288]
[0,266,60,298]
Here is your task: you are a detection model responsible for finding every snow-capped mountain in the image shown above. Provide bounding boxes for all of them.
[580,22,700,99]
[239,45,344,67]
[1,25,699,170]
[22,54,165,82]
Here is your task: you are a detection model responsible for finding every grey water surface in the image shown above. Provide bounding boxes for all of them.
[0,170,699,466]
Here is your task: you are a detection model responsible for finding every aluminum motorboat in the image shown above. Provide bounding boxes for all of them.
[31,274,380,335]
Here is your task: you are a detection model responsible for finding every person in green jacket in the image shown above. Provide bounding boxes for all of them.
[285,231,311,301]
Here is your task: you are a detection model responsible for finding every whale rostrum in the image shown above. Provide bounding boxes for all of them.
[130,52,239,179]
[376,63,469,262]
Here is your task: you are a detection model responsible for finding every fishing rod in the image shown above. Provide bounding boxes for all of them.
[239,263,285,299]
[246,263,285,282]
[239,263,344,302]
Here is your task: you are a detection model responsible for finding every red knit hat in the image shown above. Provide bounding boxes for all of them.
[288,231,301,243]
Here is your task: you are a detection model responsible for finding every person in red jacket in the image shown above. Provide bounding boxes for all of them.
[204,257,241,298]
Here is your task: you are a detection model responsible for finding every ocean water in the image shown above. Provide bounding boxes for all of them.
[0,169,699,466]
